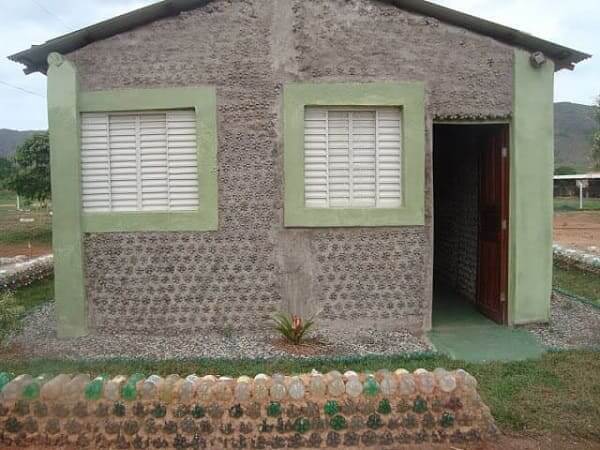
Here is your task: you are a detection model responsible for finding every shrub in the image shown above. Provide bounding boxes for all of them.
[0,291,24,343]
[272,312,316,345]
[554,166,577,175]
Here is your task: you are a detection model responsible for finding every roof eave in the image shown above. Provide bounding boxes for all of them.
[8,0,208,74]
[8,0,592,75]
[390,0,591,68]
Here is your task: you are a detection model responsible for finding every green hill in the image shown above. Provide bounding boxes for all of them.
[0,128,43,158]
[0,129,42,158]
[554,102,596,171]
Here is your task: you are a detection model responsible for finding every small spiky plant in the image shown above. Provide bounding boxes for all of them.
[272,312,316,345]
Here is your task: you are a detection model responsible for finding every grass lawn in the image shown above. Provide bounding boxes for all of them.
[553,264,600,306]
[0,190,52,247]
[0,278,54,341]
[12,277,54,311]
[0,190,17,207]
[554,196,600,212]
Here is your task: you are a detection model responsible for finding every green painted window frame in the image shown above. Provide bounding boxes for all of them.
[283,82,425,227]
[79,87,218,232]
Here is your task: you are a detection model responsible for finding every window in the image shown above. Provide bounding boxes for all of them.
[80,110,199,212]
[284,82,424,227]
[304,107,402,209]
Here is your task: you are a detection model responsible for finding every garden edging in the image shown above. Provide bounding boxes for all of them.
[0,368,497,448]
[0,254,53,291]
[553,244,600,275]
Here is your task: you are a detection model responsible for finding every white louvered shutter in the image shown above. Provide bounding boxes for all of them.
[303,108,329,208]
[81,113,110,211]
[109,114,138,211]
[376,108,402,207]
[80,110,199,212]
[166,111,199,211]
[139,113,168,210]
[303,107,402,209]
[350,110,376,207]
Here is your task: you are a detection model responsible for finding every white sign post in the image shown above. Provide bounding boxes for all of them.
[19,217,35,258]
[576,179,588,210]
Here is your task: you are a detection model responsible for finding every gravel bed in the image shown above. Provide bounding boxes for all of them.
[8,302,432,360]
[524,292,600,350]
[10,292,599,360]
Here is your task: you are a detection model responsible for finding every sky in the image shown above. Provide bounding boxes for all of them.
[0,0,598,130]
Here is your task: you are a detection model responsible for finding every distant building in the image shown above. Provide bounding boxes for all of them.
[554,173,600,198]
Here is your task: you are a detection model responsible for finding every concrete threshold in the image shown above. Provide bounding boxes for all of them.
[428,289,545,362]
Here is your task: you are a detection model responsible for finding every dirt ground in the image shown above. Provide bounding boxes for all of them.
[553,212,600,255]
[0,241,52,259]
[2,433,599,450]
[491,433,600,450]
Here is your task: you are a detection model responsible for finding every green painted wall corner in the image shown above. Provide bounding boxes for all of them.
[47,53,88,337]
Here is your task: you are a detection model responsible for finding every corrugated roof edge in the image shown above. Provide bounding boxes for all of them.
[393,0,590,70]
[8,0,591,75]
[8,0,209,74]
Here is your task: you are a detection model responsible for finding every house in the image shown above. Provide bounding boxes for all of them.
[554,173,600,202]
[9,0,590,338]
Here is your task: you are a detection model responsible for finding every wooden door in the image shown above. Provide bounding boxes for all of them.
[477,125,509,324]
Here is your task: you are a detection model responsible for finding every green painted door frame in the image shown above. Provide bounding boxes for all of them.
[431,49,554,327]
[431,121,511,327]
[509,49,555,325]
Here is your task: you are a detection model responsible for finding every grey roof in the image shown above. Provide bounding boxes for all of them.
[8,0,591,74]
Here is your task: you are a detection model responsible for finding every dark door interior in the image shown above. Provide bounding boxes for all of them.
[477,125,509,324]
[433,124,509,325]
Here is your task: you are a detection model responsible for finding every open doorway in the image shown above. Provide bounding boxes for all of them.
[433,124,509,325]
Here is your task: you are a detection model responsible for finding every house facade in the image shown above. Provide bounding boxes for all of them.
[10,0,589,337]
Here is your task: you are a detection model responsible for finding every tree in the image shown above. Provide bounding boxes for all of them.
[593,95,600,170]
[0,157,14,189]
[5,133,51,205]
[554,165,577,176]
